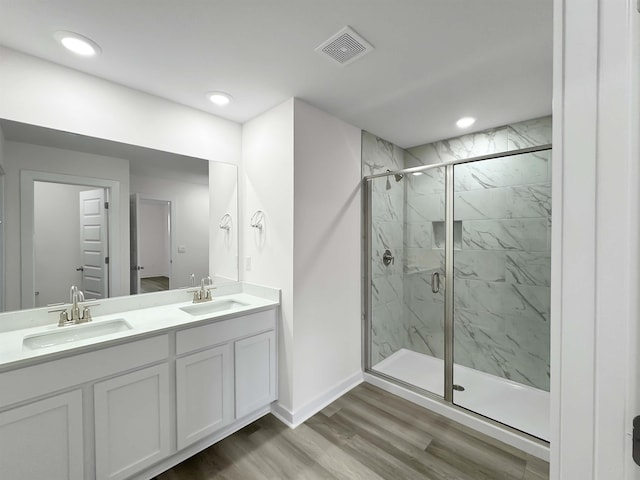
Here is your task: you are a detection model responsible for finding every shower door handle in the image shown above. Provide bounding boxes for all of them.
[431,272,440,293]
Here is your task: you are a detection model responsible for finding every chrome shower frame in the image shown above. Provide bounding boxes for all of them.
[362,143,552,437]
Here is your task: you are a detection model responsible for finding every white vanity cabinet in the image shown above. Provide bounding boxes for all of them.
[0,390,84,480]
[0,334,169,480]
[0,301,278,480]
[235,330,277,419]
[174,309,276,450]
[94,363,171,480]
[176,344,233,449]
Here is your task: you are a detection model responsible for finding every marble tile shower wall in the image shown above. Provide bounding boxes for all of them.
[362,132,408,362]
[404,116,552,391]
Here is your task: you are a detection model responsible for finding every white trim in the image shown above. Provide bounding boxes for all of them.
[20,170,121,308]
[626,2,640,480]
[549,0,565,476]
[0,175,4,312]
[270,401,294,426]
[271,371,363,428]
[364,373,550,461]
[552,1,639,478]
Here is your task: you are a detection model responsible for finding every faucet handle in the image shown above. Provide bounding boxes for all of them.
[58,310,70,326]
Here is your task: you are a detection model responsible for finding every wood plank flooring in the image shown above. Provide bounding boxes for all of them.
[140,276,170,293]
[156,383,549,480]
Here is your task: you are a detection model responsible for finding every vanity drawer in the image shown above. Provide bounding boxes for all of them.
[176,309,276,355]
[0,335,169,409]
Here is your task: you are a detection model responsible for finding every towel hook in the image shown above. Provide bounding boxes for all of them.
[250,210,264,230]
[219,213,232,231]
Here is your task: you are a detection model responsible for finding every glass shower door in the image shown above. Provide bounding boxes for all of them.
[367,167,447,397]
[451,150,552,440]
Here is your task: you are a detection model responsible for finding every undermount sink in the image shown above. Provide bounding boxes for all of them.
[23,319,133,350]
[180,299,249,317]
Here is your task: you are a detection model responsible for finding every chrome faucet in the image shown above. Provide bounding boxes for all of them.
[51,285,96,326]
[192,276,215,303]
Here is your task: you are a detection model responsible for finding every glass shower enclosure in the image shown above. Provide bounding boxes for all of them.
[364,145,552,441]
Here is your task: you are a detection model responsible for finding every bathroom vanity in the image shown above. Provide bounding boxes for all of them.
[0,282,279,480]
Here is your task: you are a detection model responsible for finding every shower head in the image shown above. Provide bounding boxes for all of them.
[386,169,404,182]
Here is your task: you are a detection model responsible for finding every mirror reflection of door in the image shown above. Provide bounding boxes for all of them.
[130,194,172,294]
[33,182,109,307]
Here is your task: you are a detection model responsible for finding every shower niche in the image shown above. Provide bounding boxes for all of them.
[432,221,461,250]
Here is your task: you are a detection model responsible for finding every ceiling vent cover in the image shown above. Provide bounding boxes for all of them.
[315,26,374,66]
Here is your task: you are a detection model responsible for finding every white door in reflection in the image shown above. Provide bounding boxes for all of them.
[78,188,109,300]
[33,182,110,307]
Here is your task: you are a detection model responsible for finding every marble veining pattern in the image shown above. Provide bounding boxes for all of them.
[505,252,551,286]
[406,127,509,166]
[365,116,552,391]
[506,185,551,218]
[454,251,506,282]
[362,131,406,176]
[462,219,548,252]
[365,134,406,364]
[454,152,550,192]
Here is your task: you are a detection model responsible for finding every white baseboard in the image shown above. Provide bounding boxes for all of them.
[270,401,294,425]
[271,370,363,428]
[364,373,550,461]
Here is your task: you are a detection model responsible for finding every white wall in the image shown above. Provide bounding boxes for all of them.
[0,47,241,165]
[292,99,362,413]
[0,47,242,301]
[3,141,130,311]
[209,162,238,283]
[33,182,88,307]
[552,0,640,479]
[242,98,362,419]
[130,174,210,287]
[242,98,295,410]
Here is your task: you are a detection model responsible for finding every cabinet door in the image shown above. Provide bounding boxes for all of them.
[235,330,276,418]
[94,363,170,480]
[0,390,84,480]
[176,344,233,449]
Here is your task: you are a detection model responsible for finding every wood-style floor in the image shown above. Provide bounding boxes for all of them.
[140,276,170,293]
[156,383,549,480]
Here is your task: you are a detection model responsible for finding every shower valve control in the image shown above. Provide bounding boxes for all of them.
[382,249,395,266]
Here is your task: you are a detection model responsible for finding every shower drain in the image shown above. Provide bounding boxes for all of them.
[453,384,465,392]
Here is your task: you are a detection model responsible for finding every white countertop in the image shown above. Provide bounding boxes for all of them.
[0,282,280,371]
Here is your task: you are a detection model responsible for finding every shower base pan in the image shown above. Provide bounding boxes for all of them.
[372,348,549,441]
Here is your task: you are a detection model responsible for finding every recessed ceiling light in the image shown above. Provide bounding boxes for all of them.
[456,117,476,129]
[207,92,232,106]
[54,31,100,57]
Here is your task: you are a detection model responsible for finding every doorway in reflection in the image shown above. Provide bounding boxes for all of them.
[130,195,173,295]
[33,181,110,307]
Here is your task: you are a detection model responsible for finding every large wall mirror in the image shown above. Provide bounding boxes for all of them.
[0,119,238,313]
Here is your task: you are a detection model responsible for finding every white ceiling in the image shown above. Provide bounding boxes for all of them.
[0,0,553,148]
